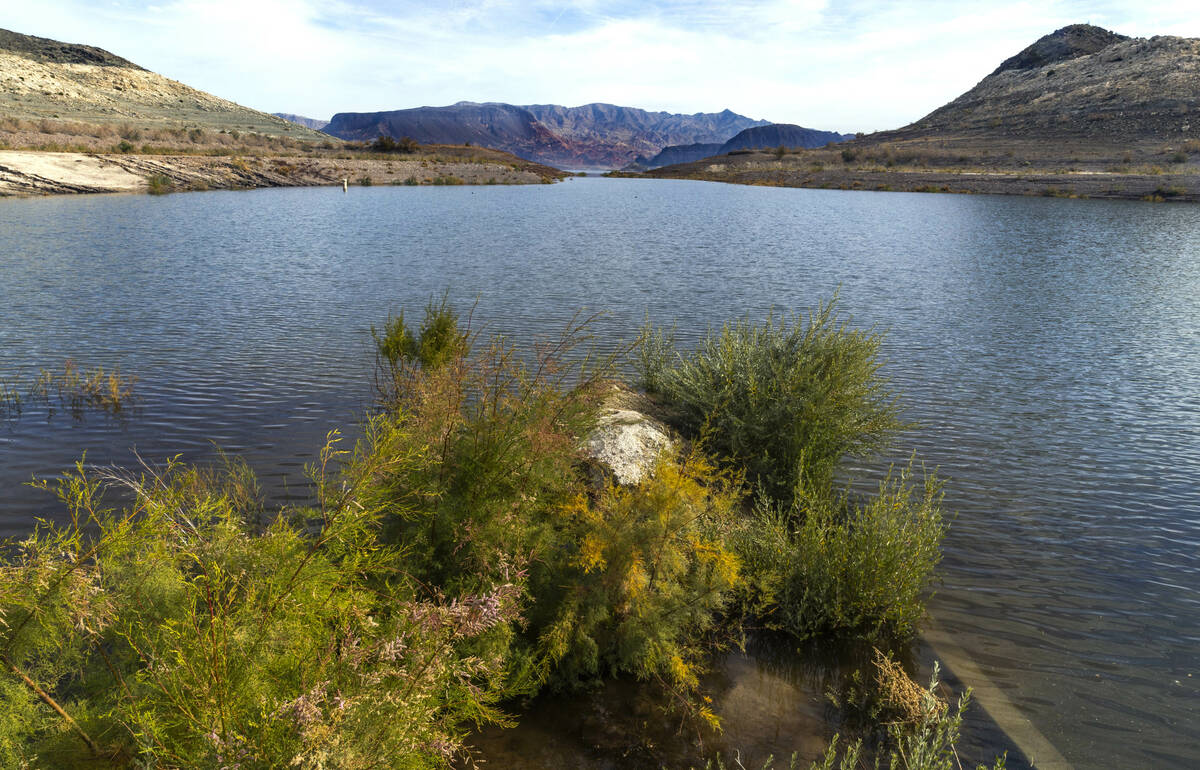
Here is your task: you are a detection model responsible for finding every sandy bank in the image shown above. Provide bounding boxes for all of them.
[0,149,563,196]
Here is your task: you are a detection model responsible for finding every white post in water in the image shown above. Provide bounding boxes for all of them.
[342,178,348,193]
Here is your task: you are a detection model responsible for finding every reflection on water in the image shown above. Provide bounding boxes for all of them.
[1,180,1198,766]
[466,637,846,770]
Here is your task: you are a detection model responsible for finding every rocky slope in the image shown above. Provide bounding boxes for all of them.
[325,102,768,168]
[889,24,1200,146]
[637,24,1200,201]
[0,27,326,141]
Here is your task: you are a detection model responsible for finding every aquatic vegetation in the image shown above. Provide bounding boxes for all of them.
[31,359,138,416]
[0,360,138,419]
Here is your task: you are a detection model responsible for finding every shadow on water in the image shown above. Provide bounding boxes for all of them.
[464,632,1030,769]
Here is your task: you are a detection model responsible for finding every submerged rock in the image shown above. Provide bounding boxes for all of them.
[583,386,673,486]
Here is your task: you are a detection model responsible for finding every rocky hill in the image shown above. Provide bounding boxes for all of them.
[640,142,724,168]
[637,123,852,169]
[887,24,1200,147]
[717,123,852,153]
[636,24,1200,202]
[324,102,768,168]
[0,27,326,141]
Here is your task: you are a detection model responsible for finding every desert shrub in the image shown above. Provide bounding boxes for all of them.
[352,304,607,618]
[360,302,745,706]
[535,450,744,708]
[637,299,903,503]
[0,452,516,767]
[1169,151,1188,164]
[146,173,174,195]
[370,295,468,394]
[841,147,859,163]
[116,140,134,153]
[733,461,944,641]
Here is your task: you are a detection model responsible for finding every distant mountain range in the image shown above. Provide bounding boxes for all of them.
[322,102,774,168]
[273,113,329,131]
[639,124,853,168]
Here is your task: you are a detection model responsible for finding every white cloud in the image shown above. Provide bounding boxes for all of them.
[2,1,1199,130]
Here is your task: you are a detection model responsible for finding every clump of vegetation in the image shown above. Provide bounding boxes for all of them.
[371,135,420,154]
[0,449,518,767]
[359,300,750,714]
[735,462,945,641]
[0,297,989,765]
[18,360,139,417]
[638,301,946,646]
[146,173,174,195]
[537,450,743,711]
[807,662,1005,770]
[638,299,904,503]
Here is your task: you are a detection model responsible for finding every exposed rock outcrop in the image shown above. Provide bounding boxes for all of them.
[583,385,673,486]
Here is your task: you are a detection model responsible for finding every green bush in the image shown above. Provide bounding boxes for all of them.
[0,454,517,768]
[638,299,904,503]
[734,461,945,641]
[360,304,741,706]
[536,450,743,711]
[146,173,174,195]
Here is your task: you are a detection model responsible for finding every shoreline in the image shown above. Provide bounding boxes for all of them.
[616,161,1199,202]
[0,148,566,196]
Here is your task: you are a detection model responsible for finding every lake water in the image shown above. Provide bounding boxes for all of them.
[1,178,1197,767]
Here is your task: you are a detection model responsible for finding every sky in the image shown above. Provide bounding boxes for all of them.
[3,1,1199,133]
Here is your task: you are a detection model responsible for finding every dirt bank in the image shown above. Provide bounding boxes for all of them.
[0,148,564,196]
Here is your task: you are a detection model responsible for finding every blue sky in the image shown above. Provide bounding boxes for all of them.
[4,1,1199,132]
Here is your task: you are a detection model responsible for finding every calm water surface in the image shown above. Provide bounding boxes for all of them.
[1,179,1197,767]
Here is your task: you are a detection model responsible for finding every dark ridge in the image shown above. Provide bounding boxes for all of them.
[0,27,143,69]
[991,23,1128,75]
[644,142,724,168]
[717,123,852,153]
